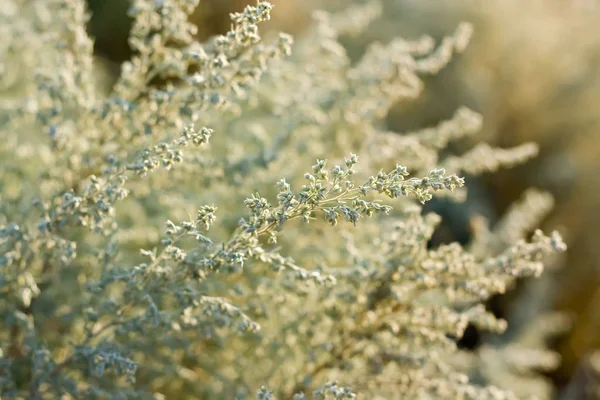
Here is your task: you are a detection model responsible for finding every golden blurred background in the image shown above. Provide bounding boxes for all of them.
[87,0,600,396]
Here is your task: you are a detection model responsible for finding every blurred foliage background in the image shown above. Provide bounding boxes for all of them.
[86,0,600,396]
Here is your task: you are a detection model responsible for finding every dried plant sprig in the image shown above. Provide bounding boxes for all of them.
[0,0,568,398]
[442,142,539,175]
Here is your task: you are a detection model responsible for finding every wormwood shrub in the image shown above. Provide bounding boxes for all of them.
[0,0,566,399]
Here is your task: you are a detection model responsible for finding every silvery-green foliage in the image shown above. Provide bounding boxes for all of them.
[0,0,566,399]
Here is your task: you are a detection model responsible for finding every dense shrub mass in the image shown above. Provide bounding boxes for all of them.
[0,0,566,398]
